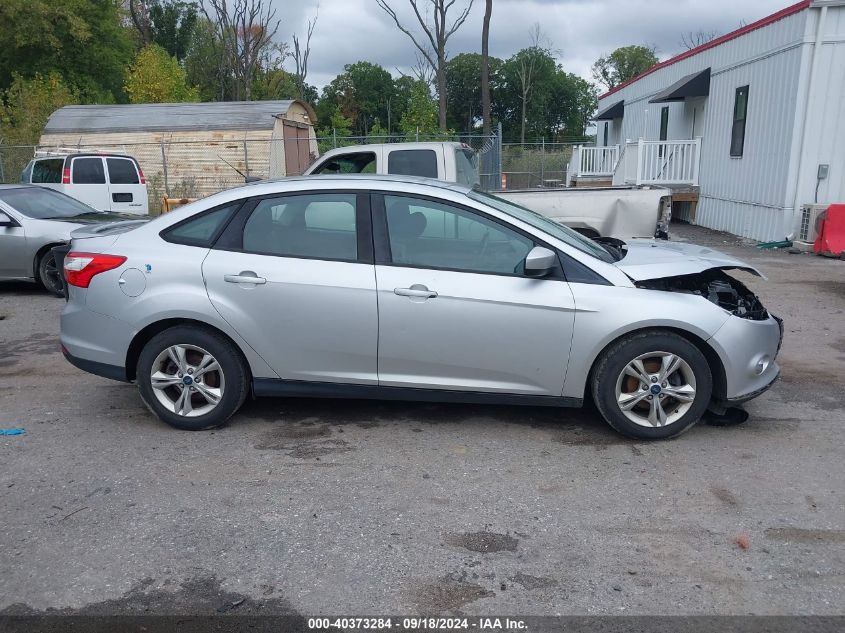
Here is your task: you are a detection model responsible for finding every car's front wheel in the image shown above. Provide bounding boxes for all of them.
[591,330,712,440]
[136,326,249,430]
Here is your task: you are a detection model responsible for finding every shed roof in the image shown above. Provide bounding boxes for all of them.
[43,100,316,135]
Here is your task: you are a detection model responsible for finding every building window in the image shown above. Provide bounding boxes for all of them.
[658,106,669,156]
[603,122,609,146]
[731,86,749,157]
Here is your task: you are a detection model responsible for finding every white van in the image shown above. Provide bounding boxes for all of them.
[21,152,149,215]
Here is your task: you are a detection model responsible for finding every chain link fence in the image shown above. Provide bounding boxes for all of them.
[0,133,590,212]
[500,142,582,190]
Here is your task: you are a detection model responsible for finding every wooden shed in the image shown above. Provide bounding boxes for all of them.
[39,100,318,199]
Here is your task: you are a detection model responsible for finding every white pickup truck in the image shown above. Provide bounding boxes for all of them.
[303,141,671,240]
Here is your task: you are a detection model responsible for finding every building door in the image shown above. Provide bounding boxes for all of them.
[689,98,705,138]
[282,120,312,176]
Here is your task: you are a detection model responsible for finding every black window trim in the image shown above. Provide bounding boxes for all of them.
[730,85,749,158]
[160,200,245,248]
[211,189,374,265]
[370,190,569,281]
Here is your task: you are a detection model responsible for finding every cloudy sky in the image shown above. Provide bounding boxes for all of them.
[277,0,787,92]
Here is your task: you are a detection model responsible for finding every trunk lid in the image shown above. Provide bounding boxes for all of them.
[69,219,148,240]
[613,239,764,281]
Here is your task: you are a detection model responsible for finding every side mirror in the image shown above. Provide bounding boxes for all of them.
[0,211,18,227]
[524,246,557,277]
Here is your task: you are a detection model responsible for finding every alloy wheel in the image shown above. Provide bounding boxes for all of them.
[614,351,697,427]
[149,344,225,417]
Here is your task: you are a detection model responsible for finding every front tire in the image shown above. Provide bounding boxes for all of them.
[136,326,249,430]
[591,330,712,440]
[37,250,64,297]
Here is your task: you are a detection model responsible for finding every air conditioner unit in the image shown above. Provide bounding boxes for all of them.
[796,203,828,245]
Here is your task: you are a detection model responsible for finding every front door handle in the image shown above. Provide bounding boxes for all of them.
[394,284,437,299]
[224,272,266,285]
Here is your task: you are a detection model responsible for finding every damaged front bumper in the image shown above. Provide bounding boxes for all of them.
[708,312,783,405]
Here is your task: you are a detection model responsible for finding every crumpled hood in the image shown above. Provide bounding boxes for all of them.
[613,239,764,281]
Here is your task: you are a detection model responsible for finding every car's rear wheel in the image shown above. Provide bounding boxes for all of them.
[591,330,712,440]
[136,326,249,430]
[36,250,64,297]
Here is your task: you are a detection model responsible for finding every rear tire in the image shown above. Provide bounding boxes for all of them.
[591,330,712,440]
[36,250,64,297]
[136,326,249,430]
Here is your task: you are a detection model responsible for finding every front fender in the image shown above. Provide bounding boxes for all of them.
[562,284,730,399]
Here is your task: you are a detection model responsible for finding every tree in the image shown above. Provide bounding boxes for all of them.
[318,62,395,136]
[591,45,658,90]
[184,17,230,101]
[292,9,318,102]
[0,0,134,102]
[0,73,78,144]
[480,0,492,136]
[504,25,555,144]
[125,44,199,103]
[148,1,199,61]
[445,53,502,134]
[202,0,280,101]
[399,80,439,139]
[375,0,474,131]
[679,30,719,51]
[129,1,198,61]
[250,40,300,100]
[568,75,598,137]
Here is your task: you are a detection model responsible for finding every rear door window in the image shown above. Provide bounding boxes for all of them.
[30,158,64,184]
[106,158,140,184]
[72,157,106,184]
[387,149,438,178]
[241,193,358,262]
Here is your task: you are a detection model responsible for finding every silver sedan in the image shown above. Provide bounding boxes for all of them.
[58,176,783,439]
[0,185,144,296]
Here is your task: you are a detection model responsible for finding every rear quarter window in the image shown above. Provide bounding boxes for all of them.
[162,204,239,246]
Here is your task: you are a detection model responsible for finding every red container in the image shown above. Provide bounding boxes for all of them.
[813,203,845,257]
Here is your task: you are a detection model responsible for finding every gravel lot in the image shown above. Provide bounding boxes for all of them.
[1,222,843,617]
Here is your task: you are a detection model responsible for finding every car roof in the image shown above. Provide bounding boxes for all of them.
[255,173,474,194]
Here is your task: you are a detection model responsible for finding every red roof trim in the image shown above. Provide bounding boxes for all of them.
[598,0,811,100]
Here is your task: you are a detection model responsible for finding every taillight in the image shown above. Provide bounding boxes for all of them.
[64,252,126,288]
[138,167,146,184]
[62,167,71,184]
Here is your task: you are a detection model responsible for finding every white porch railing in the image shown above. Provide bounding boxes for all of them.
[578,145,620,176]
[631,138,701,186]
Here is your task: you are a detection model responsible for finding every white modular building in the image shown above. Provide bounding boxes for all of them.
[590,0,845,241]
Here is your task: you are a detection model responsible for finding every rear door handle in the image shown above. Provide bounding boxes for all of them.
[224,272,266,285]
[394,285,437,299]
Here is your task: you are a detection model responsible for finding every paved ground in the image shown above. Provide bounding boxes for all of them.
[1,222,843,617]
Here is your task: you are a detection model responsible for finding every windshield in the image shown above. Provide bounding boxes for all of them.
[467,190,614,262]
[454,147,480,188]
[0,187,99,219]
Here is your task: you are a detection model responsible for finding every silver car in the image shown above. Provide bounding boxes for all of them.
[59,176,782,439]
[0,185,145,296]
